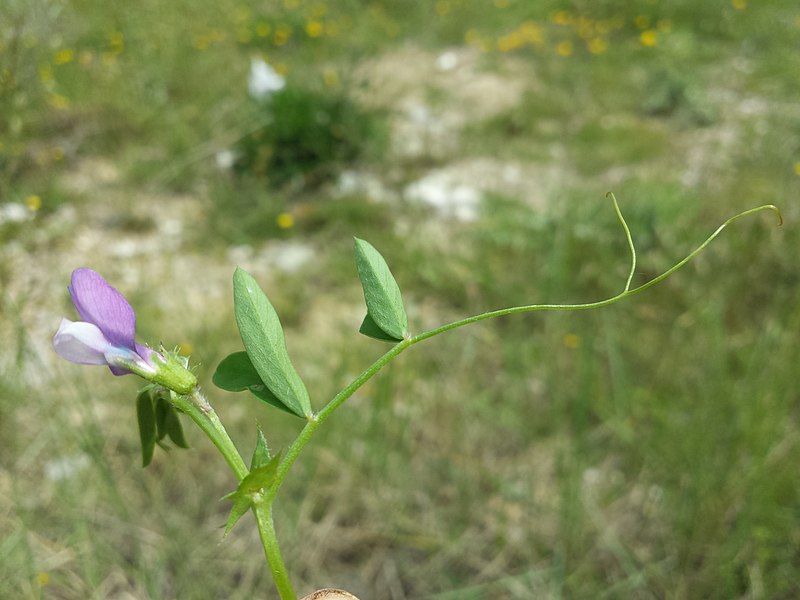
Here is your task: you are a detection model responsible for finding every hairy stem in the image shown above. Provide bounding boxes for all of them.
[175,390,296,598]
[171,388,248,481]
[252,500,297,600]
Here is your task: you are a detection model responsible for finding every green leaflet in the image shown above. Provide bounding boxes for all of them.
[163,403,189,448]
[136,388,157,468]
[211,351,260,392]
[354,238,408,341]
[136,388,189,467]
[232,268,312,418]
[212,351,298,416]
[359,313,403,342]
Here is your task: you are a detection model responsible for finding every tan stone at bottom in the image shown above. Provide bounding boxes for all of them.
[300,589,360,600]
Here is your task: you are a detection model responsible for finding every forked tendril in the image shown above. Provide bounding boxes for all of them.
[608,192,637,293]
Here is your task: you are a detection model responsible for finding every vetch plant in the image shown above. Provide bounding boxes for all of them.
[53,196,781,600]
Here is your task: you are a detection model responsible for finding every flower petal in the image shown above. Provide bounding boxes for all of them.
[135,343,160,366]
[106,344,159,376]
[53,319,112,365]
[68,268,136,349]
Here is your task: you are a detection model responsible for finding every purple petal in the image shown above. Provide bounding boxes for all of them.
[106,344,157,375]
[108,364,131,376]
[108,344,161,377]
[53,319,112,365]
[68,268,136,349]
[135,343,160,366]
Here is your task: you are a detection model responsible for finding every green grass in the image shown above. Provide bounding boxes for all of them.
[2,0,799,598]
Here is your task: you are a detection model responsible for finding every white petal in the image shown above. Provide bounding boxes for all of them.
[53,318,112,365]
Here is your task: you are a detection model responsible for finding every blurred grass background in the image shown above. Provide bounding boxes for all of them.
[1,0,798,598]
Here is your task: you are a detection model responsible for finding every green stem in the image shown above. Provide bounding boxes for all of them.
[171,388,248,481]
[252,500,297,600]
[174,389,296,598]
[265,339,412,503]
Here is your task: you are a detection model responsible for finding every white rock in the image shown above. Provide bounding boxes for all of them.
[0,203,30,225]
[215,149,236,170]
[45,454,89,481]
[248,57,286,99]
[405,173,481,222]
[436,51,459,72]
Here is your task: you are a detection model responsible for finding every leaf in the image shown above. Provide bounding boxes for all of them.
[354,238,408,340]
[223,492,252,538]
[221,452,282,538]
[240,452,282,494]
[359,313,403,342]
[136,389,157,468]
[233,268,311,418]
[248,385,298,415]
[212,351,262,392]
[164,406,189,449]
[154,395,170,442]
[213,351,298,415]
[251,424,271,469]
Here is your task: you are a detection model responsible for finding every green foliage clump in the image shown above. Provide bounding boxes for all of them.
[233,85,386,187]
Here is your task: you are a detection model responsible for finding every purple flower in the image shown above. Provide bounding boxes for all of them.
[54,269,198,394]
[53,268,161,376]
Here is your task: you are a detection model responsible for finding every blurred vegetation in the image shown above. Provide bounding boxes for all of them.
[1,0,799,599]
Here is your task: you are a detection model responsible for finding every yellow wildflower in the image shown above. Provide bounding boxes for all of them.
[25,195,42,211]
[551,10,572,26]
[497,32,523,53]
[109,31,124,54]
[563,334,581,349]
[276,212,295,229]
[519,21,543,45]
[323,68,339,87]
[556,40,573,56]
[732,0,746,9]
[305,20,324,38]
[793,161,800,176]
[54,48,74,65]
[587,37,608,55]
[639,30,658,47]
[274,26,291,46]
